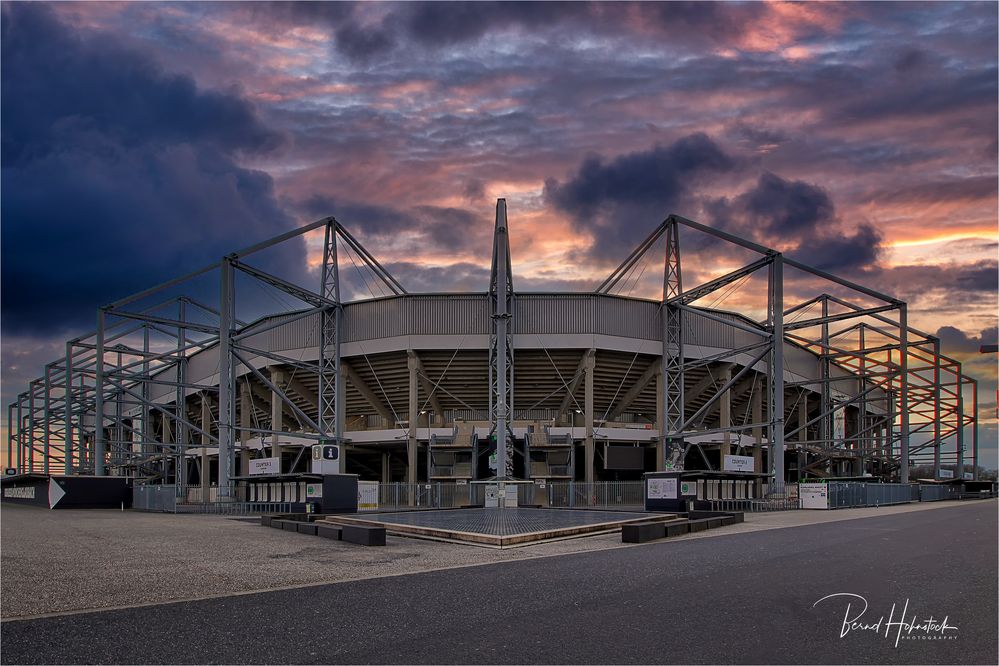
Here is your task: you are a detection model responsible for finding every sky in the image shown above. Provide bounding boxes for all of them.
[2,1,997,468]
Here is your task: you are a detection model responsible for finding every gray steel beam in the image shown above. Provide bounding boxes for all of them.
[217,257,235,497]
[95,309,106,475]
[899,304,910,482]
[662,218,684,469]
[319,220,342,443]
[489,199,514,479]
[769,254,785,494]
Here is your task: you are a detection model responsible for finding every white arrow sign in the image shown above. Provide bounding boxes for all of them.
[48,478,66,509]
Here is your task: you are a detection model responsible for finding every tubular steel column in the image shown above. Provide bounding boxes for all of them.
[217,257,235,497]
[820,296,831,447]
[319,220,342,443]
[95,309,107,475]
[932,338,942,479]
[407,352,419,487]
[270,369,284,467]
[662,218,684,469]
[898,304,910,483]
[768,254,785,494]
[955,375,965,481]
[64,342,74,474]
[141,325,151,474]
[43,365,52,475]
[28,382,36,472]
[971,379,979,480]
[584,349,595,484]
[17,395,24,471]
[175,300,187,495]
[6,404,13,472]
[489,199,514,479]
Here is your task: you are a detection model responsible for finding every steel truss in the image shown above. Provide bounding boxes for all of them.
[7,217,406,498]
[595,214,981,488]
[6,208,981,491]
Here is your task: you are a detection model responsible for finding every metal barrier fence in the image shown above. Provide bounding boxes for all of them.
[545,481,645,509]
[376,483,484,511]
[175,501,293,515]
[709,497,801,512]
[827,482,920,508]
[918,484,959,502]
[133,484,178,512]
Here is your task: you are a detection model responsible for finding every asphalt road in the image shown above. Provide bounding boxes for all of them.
[2,501,996,665]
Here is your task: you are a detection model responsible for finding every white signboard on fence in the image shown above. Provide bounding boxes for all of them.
[963,472,973,481]
[647,478,677,500]
[799,483,829,509]
[723,455,754,473]
[938,469,954,479]
[358,481,379,511]
[249,457,280,476]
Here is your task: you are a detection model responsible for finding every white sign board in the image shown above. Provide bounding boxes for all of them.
[799,483,829,509]
[357,481,378,511]
[647,478,677,500]
[833,407,846,443]
[310,444,341,475]
[938,469,954,479]
[306,483,323,499]
[679,480,696,496]
[723,455,754,473]
[963,472,973,481]
[249,457,280,476]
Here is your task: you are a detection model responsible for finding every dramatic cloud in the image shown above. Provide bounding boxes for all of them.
[1,1,996,465]
[544,133,736,259]
[936,325,999,355]
[1,3,301,335]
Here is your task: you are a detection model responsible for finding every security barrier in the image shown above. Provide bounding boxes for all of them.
[826,482,920,508]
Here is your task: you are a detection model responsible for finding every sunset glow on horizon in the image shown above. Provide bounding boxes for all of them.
[2,1,997,467]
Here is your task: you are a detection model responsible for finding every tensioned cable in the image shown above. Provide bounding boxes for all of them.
[415,330,472,424]
[600,350,641,423]
[533,333,585,415]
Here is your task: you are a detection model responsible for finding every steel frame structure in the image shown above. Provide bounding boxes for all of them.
[6,204,982,492]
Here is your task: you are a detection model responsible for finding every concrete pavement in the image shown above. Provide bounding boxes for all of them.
[1,500,995,664]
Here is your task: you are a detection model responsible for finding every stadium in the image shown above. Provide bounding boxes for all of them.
[5,200,982,509]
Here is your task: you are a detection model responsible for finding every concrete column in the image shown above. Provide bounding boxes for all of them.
[270,369,284,471]
[200,393,211,503]
[381,452,391,483]
[752,385,763,473]
[239,382,251,481]
[655,367,665,471]
[719,366,732,462]
[798,395,808,481]
[584,349,595,484]
[407,353,419,487]
[161,411,173,483]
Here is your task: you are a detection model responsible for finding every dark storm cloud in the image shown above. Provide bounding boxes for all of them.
[866,261,999,305]
[704,172,884,272]
[544,134,736,259]
[936,325,999,355]
[383,262,490,293]
[733,172,835,237]
[0,3,301,336]
[301,196,487,253]
[545,133,736,218]
[787,224,884,273]
[400,1,579,46]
